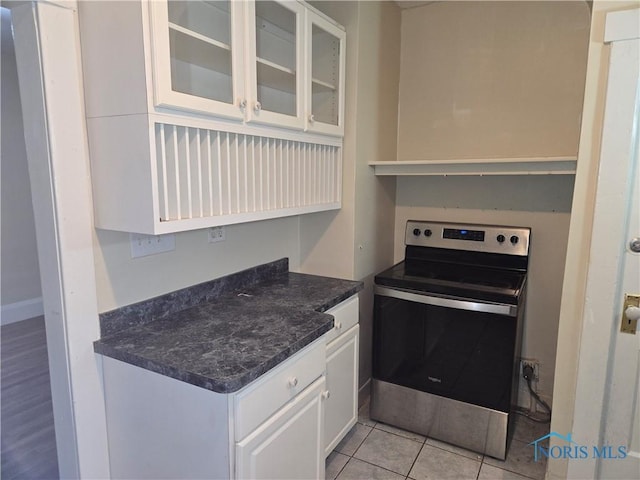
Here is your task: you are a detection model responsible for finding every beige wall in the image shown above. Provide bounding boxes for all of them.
[94,217,300,312]
[353,1,399,282]
[397,1,590,160]
[352,1,400,389]
[301,1,400,388]
[1,8,42,309]
[548,2,640,479]
[395,175,574,409]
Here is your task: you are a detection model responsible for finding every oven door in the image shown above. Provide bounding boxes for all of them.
[373,286,518,413]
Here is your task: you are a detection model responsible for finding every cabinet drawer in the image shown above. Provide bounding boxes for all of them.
[323,296,359,344]
[235,339,325,440]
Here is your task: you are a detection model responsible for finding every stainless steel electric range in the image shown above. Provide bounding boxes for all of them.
[371,220,531,460]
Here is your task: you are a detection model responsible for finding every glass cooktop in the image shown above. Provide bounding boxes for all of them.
[374,260,527,305]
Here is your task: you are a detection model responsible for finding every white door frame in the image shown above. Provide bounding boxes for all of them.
[550,7,640,480]
[10,1,110,477]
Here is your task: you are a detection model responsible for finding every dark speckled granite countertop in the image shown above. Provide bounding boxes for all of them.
[94,259,362,394]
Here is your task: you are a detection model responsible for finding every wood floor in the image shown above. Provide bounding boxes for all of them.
[1,316,59,479]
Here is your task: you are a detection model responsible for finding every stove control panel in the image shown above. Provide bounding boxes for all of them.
[406,221,530,256]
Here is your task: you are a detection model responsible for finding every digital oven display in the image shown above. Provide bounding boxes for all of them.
[443,228,485,242]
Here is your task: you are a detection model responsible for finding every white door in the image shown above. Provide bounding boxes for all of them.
[325,324,359,456]
[236,376,326,480]
[571,8,640,480]
[305,10,346,137]
[245,0,305,130]
[598,13,640,477]
[149,0,247,120]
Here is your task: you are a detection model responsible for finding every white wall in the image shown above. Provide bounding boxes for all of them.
[397,1,590,160]
[0,7,43,323]
[94,217,300,312]
[352,1,400,391]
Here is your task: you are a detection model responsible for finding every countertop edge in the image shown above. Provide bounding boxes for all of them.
[94,276,363,394]
[94,319,335,394]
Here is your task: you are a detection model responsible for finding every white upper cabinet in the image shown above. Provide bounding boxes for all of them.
[150,0,247,120]
[306,11,346,136]
[148,0,344,136]
[245,0,305,130]
[78,0,345,235]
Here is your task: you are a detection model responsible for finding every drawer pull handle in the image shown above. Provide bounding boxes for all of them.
[322,390,330,400]
[288,377,298,388]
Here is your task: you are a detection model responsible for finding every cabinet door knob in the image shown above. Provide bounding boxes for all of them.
[322,390,330,400]
[254,101,262,113]
[288,377,298,388]
[238,99,247,110]
[334,321,342,330]
[308,114,315,123]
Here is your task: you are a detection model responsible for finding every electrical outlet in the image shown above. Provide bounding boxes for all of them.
[208,226,226,243]
[130,233,175,258]
[520,358,540,381]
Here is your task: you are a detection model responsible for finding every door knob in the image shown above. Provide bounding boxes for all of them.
[625,306,640,321]
[254,101,262,113]
[621,294,640,334]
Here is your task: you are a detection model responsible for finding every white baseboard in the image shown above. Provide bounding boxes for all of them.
[1,297,44,325]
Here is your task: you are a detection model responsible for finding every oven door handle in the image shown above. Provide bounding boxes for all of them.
[374,285,518,317]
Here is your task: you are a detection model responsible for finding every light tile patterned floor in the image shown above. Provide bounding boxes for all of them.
[327,402,548,480]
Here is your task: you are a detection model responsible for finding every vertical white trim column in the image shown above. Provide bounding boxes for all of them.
[560,7,640,480]
[11,1,110,478]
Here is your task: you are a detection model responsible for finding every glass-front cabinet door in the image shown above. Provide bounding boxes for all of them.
[149,0,246,120]
[245,0,305,130]
[306,11,346,136]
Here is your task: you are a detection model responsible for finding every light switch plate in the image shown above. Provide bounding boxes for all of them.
[130,233,176,258]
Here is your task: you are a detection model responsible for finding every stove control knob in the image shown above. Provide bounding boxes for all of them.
[510,235,519,245]
[413,228,421,236]
[424,229,432,237]
[497,234,505,243]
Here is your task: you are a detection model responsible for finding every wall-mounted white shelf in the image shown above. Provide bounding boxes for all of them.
[369,157,578,176]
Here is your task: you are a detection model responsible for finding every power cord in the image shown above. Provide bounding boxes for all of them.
[516,364,552,424]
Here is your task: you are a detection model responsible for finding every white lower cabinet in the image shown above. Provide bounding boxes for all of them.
[323,296,360,455]
[98,296,359,479]
[236,376,326,480]
[324,324,359,456]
